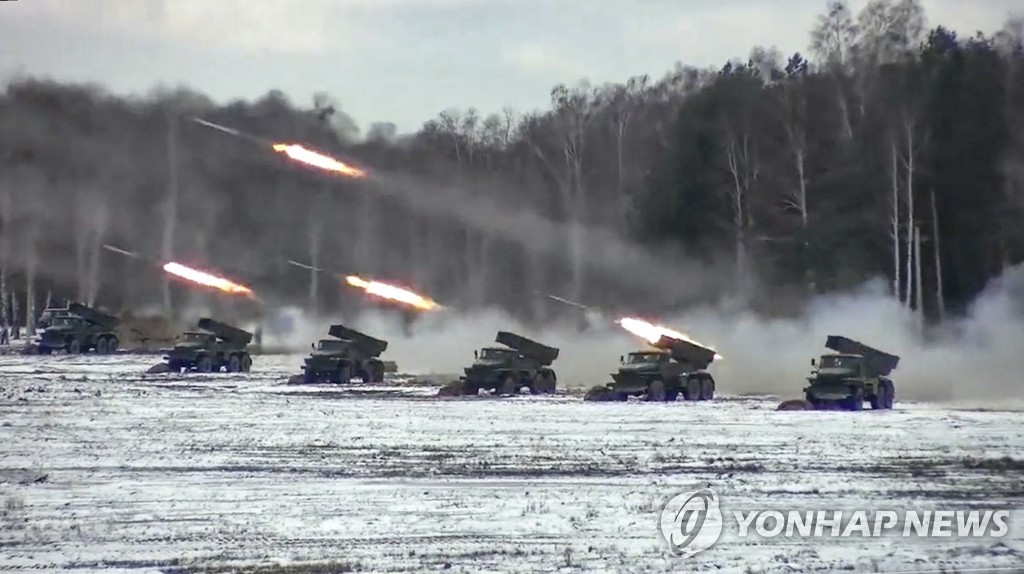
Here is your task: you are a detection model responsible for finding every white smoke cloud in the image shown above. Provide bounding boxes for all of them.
[253,264,1024,408]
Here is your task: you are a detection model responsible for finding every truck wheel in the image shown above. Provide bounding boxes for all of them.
[646,380,667,402]
[685,377,700,401]
[844,387,864,411]
[700,377,715,400]
[68,339,81,354]
[107,337,118,353]
[530,372,556,394]
[543,373,557,393]
[38,346,52,355]
[241,355,252,372]
[499,375,517,396]
[371,364,384,383]
[884,382,895,409]
[95,337,108,355]
[330,366,351,385]
[804,391,819,409]
[869,387,884,410]
[303,368,318,384]
[227,355,241,373]
[197,356,213,373]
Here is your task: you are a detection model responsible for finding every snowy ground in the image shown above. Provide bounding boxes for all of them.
[1,353,1023,573]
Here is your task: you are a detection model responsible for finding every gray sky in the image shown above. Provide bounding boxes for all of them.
[2,0,1018,134]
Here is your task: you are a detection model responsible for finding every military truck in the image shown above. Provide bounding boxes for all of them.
[584,335,717,402]
[36,302,120,355]
[157,318,254,373]
[295,324,388,384]
[804,335,898,411]
[438,331,559,396]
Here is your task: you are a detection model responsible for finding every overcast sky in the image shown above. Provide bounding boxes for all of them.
[2,0,1019,134]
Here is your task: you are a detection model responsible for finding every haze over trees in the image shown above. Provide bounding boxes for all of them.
[0,0,1022,333]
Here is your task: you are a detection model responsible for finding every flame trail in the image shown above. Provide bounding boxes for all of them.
[272,143,367,178]
[617,317,723,360]
[345,275,441,311]
[163,262,254,297]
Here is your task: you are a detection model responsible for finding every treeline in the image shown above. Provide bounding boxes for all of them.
[0,0,1021,332]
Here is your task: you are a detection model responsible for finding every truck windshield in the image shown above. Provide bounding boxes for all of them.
[819,356,859,368]
[626,353,663,364]
[478,349,513,360]
[182,333,209,343]
[50,317,76,327]
[317,341,343,351]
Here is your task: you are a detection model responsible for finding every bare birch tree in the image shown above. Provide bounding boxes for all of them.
[930,190,945,321]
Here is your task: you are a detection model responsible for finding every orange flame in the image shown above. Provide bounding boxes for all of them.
[163,262,254,297]
[617,317,723,360]
[272,143,367,178]
[345,275,440,311]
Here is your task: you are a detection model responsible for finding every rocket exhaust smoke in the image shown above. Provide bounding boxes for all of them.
[262,264,1024,408]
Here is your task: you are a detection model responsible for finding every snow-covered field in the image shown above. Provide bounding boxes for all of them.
[1,353,1022,573]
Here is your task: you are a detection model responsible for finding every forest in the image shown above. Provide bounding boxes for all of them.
[0,0,1022,334]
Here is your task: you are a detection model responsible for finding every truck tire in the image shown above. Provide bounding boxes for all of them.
[227,355,241,373]
[95,337,108,355]
[685,377,700,401]
[303,368,318,384]
[875,381,895,409]
[197,356,213,373]
[241,354,252,372]
[68,339,81,354]
[499,374,517,396]
[700,376,715,401]
[530,372,556,394]
[870,386,884,410]
[646,379,667,402]
[330,366,351,385]
[844,387,864,411]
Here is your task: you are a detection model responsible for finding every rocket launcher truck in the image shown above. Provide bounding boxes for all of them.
[293,324,389,384]
[584,334,717,402]
[154,318,254,373]
[36,302,121,355]
[438,331,559,397]
[802,335,899,410]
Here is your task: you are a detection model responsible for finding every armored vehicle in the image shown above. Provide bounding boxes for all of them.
[297,324,388,384]
[584,335,717,402]
[804,335,898,410]
[158,318,253,373]
[36,302,120,355]
[439,331,559,396]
